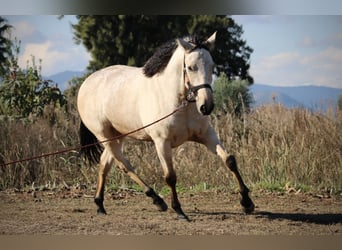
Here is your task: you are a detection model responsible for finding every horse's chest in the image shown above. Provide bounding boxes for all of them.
[168,118,208,147]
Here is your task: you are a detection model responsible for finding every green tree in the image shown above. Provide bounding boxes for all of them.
[72,15,253,83]
[0,40,67,120]
[0,16,12,76]
[213,72,253,116]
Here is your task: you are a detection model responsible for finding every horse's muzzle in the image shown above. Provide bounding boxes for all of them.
[186,83,214,115]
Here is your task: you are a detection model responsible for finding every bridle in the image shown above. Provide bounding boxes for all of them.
[185,82,212,103]
[182,48,213,103]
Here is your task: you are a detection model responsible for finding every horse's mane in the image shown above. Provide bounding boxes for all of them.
[143,35,207,78]
[143,39,178,77]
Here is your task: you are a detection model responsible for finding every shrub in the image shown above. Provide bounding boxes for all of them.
[213,72,253,116]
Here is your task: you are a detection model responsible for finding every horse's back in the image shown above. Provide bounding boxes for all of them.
[77,65,148,139]
[80,65,142,92]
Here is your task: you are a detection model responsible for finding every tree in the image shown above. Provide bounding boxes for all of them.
[72,15,253,83]
[187,15,254,84]
[0,16,12,76]
[213,72,253,116]
[0,40,67,121]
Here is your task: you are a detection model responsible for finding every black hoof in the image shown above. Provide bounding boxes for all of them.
[146,188,168,212]
[240,196,255,214]
[95,197,107,215]
[174,207,190,222]
[154,197,168,212]
[97,208,107,215]
[243,203,255,214]
[177,213,191,222]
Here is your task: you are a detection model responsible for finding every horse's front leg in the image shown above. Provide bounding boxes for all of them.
[154,139,190,221]
[200,127,255,214]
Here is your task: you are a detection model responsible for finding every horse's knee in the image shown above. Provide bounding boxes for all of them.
[226,155,238,172]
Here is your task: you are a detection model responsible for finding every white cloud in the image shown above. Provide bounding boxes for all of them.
[7,16,90,76]
[257,52,301,69]
[18,41,67,76]
[10,21,45,44]
[319,47,342,63]
[13,21,35,38]
[297,32,342,50]
[251,47,342,88]
[18,41,90,76]
[298,36,315,48]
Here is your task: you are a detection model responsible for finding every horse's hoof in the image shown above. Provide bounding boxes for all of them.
[97,208,107,215]
[146,188,168,212]
[177,214,191,222]
[175,210,191,221]
[240,193,255,214]
[158,201,168,212]
[153,197,168,212]
[95,197,107,215]
[242,201,255,214]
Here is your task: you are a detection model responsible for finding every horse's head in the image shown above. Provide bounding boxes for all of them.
[177,32,216,116]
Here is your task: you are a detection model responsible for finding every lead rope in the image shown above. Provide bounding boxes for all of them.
[0,101,188,167]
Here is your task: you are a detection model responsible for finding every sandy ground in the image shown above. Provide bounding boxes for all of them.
[0,187,341,235]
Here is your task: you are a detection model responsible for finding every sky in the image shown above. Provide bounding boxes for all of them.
[233,15,342,88]
[4,15,342,89]
[4,15,90,77]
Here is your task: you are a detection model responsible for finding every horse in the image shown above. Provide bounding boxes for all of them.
[77,32,255,221]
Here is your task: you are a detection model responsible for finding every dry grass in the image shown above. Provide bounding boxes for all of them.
[237,104,342,193]
[1,103,341,194]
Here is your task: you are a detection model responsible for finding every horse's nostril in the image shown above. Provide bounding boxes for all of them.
[200,103,214,115]
[200,105,209,115]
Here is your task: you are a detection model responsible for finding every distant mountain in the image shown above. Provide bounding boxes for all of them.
[250,84,342,112]
[46,70,85,91]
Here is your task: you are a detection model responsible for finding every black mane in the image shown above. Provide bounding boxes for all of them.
[143,35,208,78]
[143,39,178,77]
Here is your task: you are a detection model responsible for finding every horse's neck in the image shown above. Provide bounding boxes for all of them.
[155,48,185,106]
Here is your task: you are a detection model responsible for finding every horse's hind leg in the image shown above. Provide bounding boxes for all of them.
[107,141,168,212]
[95,148,114,214]
[200,127,255,214]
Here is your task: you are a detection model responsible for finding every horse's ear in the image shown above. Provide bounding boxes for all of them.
[177,38,196,52]
[204,31,217,50]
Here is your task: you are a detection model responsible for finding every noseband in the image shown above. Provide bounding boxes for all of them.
[183,62,212,103]
[185,83,212,102]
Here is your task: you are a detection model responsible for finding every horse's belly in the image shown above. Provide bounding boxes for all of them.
[106,118,151,141]
[127,129,152,141]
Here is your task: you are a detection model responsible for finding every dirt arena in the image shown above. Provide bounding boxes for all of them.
[0,187,341,235]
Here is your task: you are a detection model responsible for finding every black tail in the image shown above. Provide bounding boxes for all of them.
[79,121,103,164]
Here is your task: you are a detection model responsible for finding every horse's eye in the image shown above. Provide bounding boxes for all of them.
[187,65,197,72]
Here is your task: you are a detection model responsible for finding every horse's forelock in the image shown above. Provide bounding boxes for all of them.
[183,35,210,52]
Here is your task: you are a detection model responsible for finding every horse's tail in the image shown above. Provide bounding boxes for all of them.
[79,121,103,165]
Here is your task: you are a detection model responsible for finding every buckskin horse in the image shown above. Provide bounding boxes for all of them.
[77,32,254,221]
